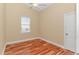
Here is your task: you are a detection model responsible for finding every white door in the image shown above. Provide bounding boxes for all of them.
[64,12,76,51]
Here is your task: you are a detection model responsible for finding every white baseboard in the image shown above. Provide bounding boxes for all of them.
[6,37,65,48]
[6,37,64,49]
[37,37,64,48]
[2,43,6,55]
[6,37,40,45]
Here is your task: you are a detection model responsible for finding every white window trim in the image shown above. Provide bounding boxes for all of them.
[20,16,31,34]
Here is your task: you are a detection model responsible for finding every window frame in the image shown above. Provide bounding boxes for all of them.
[20,16,31,34]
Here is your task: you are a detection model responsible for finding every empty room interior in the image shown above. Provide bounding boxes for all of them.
[0,3,77,55]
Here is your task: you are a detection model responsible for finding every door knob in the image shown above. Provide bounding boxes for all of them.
[65,33,69,36]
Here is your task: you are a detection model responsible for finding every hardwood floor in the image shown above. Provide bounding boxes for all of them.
[4,39,75,55]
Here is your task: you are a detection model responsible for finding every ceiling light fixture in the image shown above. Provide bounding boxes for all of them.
[32,3,38,7]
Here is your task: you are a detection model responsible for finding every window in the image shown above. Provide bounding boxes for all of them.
[21,16,30,34]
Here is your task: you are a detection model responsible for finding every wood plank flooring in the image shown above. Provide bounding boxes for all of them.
[4,39,75,55]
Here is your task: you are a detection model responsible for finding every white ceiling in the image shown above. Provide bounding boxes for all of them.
[26,3,52,11]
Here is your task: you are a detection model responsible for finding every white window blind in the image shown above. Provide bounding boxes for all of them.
[21,16,30,33]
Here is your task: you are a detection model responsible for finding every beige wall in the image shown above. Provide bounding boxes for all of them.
[39,3,76,45]
[6,4,39,42]
[2,3,76,45]
[5,3,76,45]
[0,4,5,54]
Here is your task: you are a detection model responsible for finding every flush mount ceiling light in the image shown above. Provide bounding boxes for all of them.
[26,3,52,11]
[32,3,38,7]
